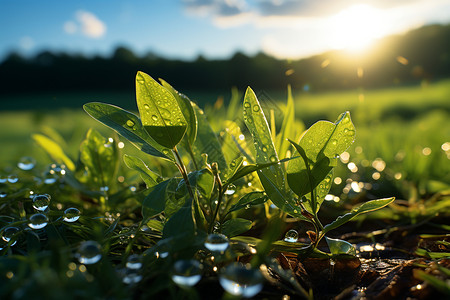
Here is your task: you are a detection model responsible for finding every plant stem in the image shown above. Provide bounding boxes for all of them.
[172,147,195,199]
[208,177,224,233]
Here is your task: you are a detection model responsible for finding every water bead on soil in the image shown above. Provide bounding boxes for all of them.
[28,213,49,229]
[76,241,102,264]
[63,207,81,222]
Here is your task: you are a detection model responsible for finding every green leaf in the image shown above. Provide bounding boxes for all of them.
[414,269,450,296]
[224,158,288,186]
[223,156,244,182]
[83,102,174,160]
[79,129,118,188]
[32,134,75,171]
[227,191,268,214]
[177,169,215,200]
[160,78,197,146]
[190,103,227,173]
[323,112,356,158]
[162,201,196,239]
[275,85,297,158]
[123,154,162,188]
[325,237,356,256]
[135,71,187,149]
[323,197,395,234]
[221,218,253,238]
[243,87,293,212]
[141,179,176,220]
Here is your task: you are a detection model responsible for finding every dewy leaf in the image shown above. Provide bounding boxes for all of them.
[83,102,174,161]
[243,87,292,212]
[227,191,268,214]
[123,154,161,188]
[79,129,119,188]
[221,218,253,238]
[323,112,356,158]
[32,134,75,171]
[135,71,187,149]
[160,78,197,146]
[190,103,227,174]
[325,237,356,256]
[323,197,395,234]
[141,179,175,220]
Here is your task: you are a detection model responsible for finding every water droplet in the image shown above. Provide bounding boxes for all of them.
[100,186,109,193]
[224,184,236,195]
[270,155,277,162]
[244,102,251,108]
[18,156,36,170]
[0,175,7,183]
[76,241,102,264]
[63,207,81,222]
[331,139,337,146]
[2,227,19,246]
[284,229,299,243]
[252,105,260,112]
[0,191,7,198]
[43,171,57,184]
[204,233,229,252]
[171,259,203,287]
[126,254,143,270]
[32,194,51,211]
[126,120,135,127]
[28,213,49,229]
[151,114,158,121]
[7,174,18,183]
[162,149,170,156]
[261,146,267,152]
[122,269,142,284]
[144,104,150,110]
[219,263,263,297]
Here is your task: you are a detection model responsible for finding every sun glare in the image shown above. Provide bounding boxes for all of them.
[329,4,389,52]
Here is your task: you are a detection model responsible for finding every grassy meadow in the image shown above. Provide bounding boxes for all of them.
[1,79,449,194]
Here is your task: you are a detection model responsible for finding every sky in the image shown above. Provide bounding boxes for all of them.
[1,0,450,61]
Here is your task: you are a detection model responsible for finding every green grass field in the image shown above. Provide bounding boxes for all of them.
[1,79,449,184]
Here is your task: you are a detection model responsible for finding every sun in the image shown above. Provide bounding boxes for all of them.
[328,4,389,52]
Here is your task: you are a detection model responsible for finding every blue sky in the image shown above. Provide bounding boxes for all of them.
[1,0,450,61]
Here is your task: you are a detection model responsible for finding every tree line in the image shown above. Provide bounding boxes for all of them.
[1,24,449,96]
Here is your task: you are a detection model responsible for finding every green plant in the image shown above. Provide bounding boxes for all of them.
[83,71,394,259]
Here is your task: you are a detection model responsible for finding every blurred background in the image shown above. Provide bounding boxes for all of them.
[1,0,449,198]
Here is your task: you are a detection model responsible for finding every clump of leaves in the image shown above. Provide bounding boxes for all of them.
[84,71,394,259]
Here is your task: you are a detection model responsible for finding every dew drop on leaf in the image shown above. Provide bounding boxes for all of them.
[18,156,36,171]
[28,213,49,230]
[252,105,260,112]
[32,194,51,211]
[204,233,229,252]
[126,120,135,127]
[2,227,19,245]
[7,174,18,184]
[63,207,81,222]
[244,102,251,108]
[171,259,203,287]
[284,229,299,243]
[126,254,143,270]
[76,241,102,264]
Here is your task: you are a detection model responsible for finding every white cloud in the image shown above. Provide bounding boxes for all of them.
[64,10,106,38]
[76,10,107,38]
